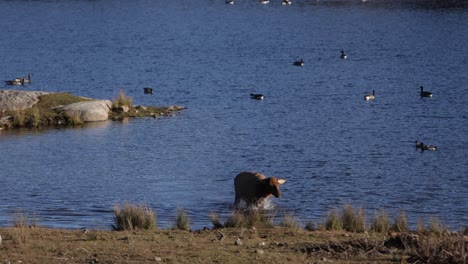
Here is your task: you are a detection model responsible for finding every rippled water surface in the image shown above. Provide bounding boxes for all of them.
[0,0,467,230]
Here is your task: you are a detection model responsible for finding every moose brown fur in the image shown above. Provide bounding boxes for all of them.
[234,171,286,207]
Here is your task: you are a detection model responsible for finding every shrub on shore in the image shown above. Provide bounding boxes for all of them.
[112,203,156,231]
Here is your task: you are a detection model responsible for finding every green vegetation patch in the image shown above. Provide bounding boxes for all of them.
[35,93,91,110]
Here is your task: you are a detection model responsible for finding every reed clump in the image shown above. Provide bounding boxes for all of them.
[174,207,190,231]
[112,203,156,231]
[390,211,409,233]
[209,212,223,229]
[323,204,366,232]
[279,214,301,229]
[219,209,274,229]
[65,110,83,126]
[112,90,133,108]
[9,210,39,245]
[370,209,389,233]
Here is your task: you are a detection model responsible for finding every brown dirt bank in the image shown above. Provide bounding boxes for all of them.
[1,227,466,263]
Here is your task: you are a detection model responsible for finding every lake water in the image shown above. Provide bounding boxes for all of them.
[0,0,467,230]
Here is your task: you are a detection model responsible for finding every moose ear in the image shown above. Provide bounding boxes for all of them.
[277,179,286,185]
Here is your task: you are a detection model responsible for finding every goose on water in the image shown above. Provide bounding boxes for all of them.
[420,86,433,97]
[340,50,347,59]
[293,58,304,67]
[364,90,375,100]
[5,78,23,85]
[5,73,32,85]
[144,87,153,94]
[250,93,264,100]
[415,140,437,151]
[20,73,32,83]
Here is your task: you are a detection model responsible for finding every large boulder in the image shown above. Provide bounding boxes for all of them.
[0,90,50,111]
[60,100,112,122]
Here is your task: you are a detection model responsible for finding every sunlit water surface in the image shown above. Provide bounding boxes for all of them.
[0,0,467,230]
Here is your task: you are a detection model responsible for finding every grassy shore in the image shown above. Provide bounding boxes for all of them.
[0,227,401,264]
[1,205,466,263]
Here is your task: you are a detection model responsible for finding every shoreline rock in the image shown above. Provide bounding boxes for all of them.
[0,90,50,112]
[58,100,113,122]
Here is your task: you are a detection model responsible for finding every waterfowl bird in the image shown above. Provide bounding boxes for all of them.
[143,87,153,94]
[293,58,304,67]
[416,141,438,151]
[415,141,424,149]
[364,90,375,100]
[250,93,264,100]
[282,0,292,5]
[225,0,234,4]
[5,78,23,85]
[20,73,32,84]
[259,0,269,3]
[340,50,347,59]
[420,86,432,97]
[423,144,437,151]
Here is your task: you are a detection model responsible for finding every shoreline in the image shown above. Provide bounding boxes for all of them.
[0,225,466,263]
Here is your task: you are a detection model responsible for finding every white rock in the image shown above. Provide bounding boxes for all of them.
[60,100,112,122]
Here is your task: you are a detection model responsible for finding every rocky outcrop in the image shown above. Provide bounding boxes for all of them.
[58,100,112,122]
[0,90,49,111]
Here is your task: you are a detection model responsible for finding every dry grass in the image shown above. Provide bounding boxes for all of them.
[370,209,389,233]
[112,90,133,108]
[112,203,156,231]
[12,110,25,127]
[174,207,190,231]
[209,212,223,229]
[279,214,301,229]
[390,210,409,233]
[325,208,342,231]
[65,110,83,126]
[323,204,366,232]
[224,209,273,229]
[0,227,404,264]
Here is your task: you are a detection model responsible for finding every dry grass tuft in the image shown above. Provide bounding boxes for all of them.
[224,209,273,229]
[112,203,156,231]
[390,211,409,233]
[209,212,223,229]
[370,209,389,233]
[10,210,39,245]
[113,90,133,108]
[279,214,301,229]
[174,207,190,231]
[325,208,342,231]
[324,205,366,232]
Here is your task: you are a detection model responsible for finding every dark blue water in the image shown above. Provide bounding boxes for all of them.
[0,0,467,230]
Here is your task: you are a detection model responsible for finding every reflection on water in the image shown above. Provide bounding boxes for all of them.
[0,0,467,230]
